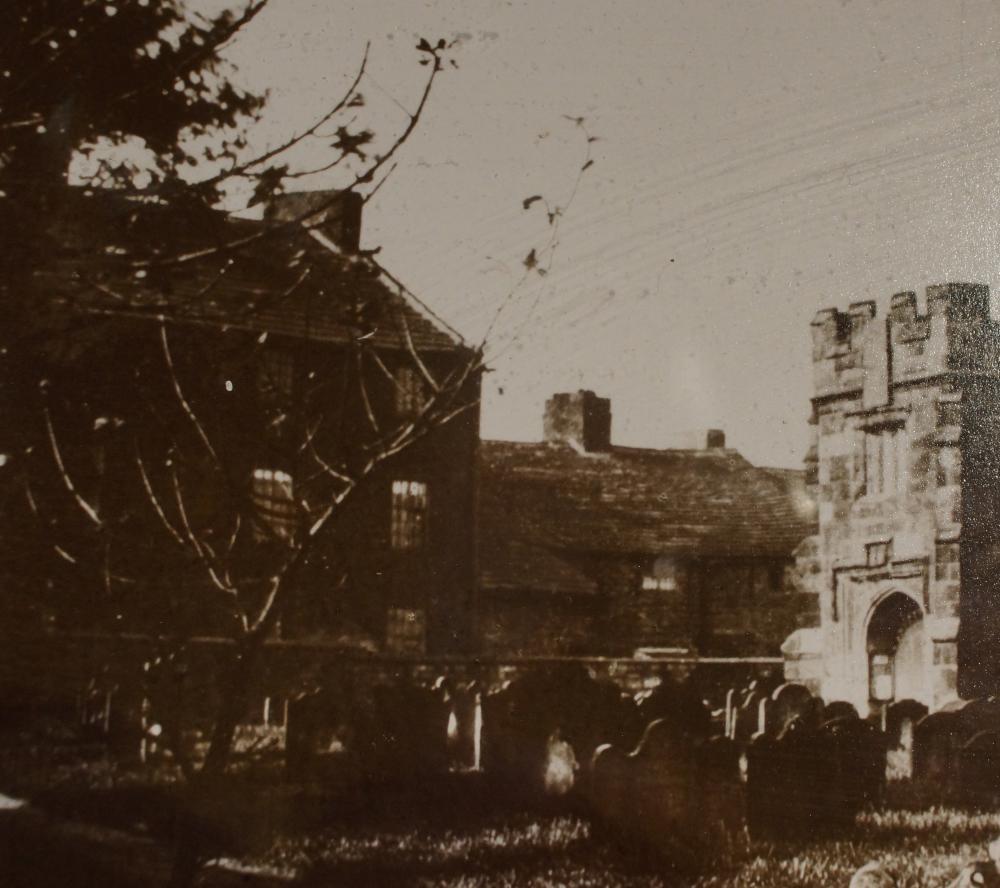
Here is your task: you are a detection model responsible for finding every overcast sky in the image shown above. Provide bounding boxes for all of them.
[221,0,1000,468]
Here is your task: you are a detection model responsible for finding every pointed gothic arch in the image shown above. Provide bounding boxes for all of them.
[865,591,928,705]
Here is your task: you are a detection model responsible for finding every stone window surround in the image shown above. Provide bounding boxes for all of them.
[866,540,892,568]
[847,406,910,500]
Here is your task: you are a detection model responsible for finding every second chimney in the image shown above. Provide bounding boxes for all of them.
[264,189,363,254]
[543,391,612,452]
[705,429,726,449]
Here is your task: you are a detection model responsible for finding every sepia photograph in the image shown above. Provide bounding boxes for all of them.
[3,1,1000,885]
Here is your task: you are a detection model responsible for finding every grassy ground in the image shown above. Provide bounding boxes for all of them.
[247,804,1000,888]
[2,727,999,887]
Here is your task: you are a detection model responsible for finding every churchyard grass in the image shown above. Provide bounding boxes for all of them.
[250,802,1000,887]
[3,728,999,887]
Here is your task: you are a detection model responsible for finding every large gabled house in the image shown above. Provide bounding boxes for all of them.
[12,187,480,655]
[478,390,818,657]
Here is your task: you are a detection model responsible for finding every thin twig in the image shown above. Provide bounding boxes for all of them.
[42,402,102,528]
[134,443,185,547]
[168,462,234,597]
[199,43,369,189]
[131,46,444,271]
[159,321,221,469]
[395,308,440,392]
[356,349,381,434]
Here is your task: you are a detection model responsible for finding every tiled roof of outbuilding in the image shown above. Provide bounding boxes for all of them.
[479,440,817,594]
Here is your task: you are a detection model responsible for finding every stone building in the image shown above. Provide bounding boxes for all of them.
[478,391,818,657]
[806,283,1000,712]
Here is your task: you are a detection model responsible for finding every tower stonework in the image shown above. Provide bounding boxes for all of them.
[808,284,1000,713]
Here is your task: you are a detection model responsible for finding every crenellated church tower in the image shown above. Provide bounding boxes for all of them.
[807,283,1000,712]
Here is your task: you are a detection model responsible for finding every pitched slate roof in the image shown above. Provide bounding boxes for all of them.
[33,188,462,354]
[479,440,817,594]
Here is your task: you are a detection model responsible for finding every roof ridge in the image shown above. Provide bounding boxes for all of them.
[307,227,467,348]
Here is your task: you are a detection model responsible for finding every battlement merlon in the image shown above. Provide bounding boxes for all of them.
[811,283,997,401]
[810,301,876,361]
[926,282,990,320]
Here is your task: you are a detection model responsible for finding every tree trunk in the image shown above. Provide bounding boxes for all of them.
[164,639,263,888]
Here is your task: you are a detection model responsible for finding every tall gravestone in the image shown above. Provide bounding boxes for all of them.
[746,706,885,838]
[590,719,744,869]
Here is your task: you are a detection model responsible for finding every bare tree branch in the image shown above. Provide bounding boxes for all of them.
[300,427,353,486]
[167,460,236,599]
[394,307,440,393]
[131,43,446,271]
[481,118,596,359]
[134,442,186,548]
[197,44,369,190]
[159,321,221,470]
[41,400,102,528]
[355,349,381,434]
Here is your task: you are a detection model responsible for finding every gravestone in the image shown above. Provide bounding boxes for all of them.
[361,680,450,785]
[746,711,885,839]
[763,682,821,737]
[956,698,1000,740]
[733,682,770,744]
[637,677,712,740]
[724,687,738,739]
[823,700,860,723]
[959,731,1000,808]
[885,699,927,745]
[480,683,515,781]
[285,675,449,789]
[822,715,886,814]
[285,688,340,782]
[883,698,927,780]
[590,719,744,868]
[912,710,962,798]
[106,681,147,760]
[747,717,817,837]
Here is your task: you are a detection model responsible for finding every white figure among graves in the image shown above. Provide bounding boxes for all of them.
[544,729,578,795]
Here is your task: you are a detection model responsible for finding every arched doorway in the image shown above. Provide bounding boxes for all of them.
[866,592,927,704]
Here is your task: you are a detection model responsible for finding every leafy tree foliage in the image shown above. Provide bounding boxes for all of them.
[0,0,265,199]
[0,1,271,636]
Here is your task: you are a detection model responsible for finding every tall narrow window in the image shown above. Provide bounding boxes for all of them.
[865,426,906,496]
[864,431,880,494]
[391,480,428,549]
[257,350,294,401]
[252,468,296,541]
[395,366,426,418]
[870,653,894,702]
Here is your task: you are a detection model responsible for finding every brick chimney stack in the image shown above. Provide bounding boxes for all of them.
[264,189,363,254]
[705,429,726,449]
[543,391,612,453]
